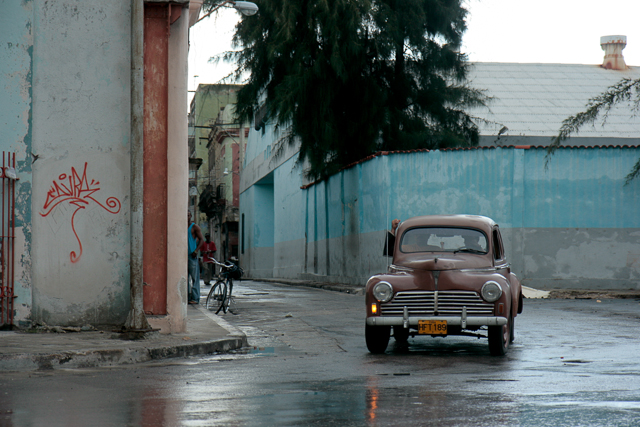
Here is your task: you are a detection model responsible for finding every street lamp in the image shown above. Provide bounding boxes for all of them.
[223,168,239,176]
[196,1,258,24]
[232,1,258,16]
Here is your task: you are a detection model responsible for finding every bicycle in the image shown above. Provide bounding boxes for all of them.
[205,258,243,314]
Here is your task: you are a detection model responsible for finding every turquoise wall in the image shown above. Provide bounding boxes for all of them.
[254,181,275,247]
[274,157,304,243]
[241,145,640,288]
[313,146,639,241]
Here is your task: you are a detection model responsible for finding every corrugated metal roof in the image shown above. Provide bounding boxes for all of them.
[467,63,640,138]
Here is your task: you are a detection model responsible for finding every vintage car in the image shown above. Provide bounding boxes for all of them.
[365,215,523,356]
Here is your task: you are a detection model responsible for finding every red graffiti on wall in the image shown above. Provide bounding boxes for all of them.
[40,162,121,263]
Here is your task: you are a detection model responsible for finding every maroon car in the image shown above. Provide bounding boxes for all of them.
[365,215,523,356]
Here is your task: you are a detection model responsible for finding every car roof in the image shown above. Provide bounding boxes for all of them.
[397,215,497,235]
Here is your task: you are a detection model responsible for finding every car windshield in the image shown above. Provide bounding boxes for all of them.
[399,227,488,254]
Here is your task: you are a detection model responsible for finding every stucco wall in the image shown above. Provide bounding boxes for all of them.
[0,0,35,325]
[240,145,640,290]
[31,0,132,326]
[0,0,133,326]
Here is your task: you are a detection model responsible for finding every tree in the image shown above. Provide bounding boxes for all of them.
[230,0,486,179]
[547,78,640,185]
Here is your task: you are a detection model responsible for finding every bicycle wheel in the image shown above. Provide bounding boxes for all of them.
[214,281,228,314]
[205,281,221,311]
[206,281,226,313]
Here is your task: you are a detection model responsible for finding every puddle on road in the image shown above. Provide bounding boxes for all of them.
[236,346,276,355]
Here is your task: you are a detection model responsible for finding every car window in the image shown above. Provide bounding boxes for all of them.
[399,227,488,254]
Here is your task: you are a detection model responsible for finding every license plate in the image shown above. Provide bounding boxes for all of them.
[418,320,447,335]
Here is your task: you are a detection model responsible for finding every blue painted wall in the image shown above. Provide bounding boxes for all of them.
[313,147,639,239]
[254,179,275,248]
[241,145,640,289]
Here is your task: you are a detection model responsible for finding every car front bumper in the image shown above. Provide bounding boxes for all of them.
[366,315,507,328]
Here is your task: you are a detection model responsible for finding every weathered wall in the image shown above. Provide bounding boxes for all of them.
[156,3,190,333]
[0,0,34,325]
[241,146,640,290]
[32,0,132,326]
[240,177,275,277]
[1,0,196,329]
[2,0,133,326]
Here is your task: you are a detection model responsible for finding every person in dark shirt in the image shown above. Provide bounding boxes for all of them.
[383,218,400,257]
[201,233,217,286]
[187,211,204,304]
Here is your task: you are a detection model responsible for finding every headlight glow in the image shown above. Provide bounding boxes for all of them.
[481,281,503,302]
[372,281,393,303]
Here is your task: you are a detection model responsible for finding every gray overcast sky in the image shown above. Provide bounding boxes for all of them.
[188,0,640,98]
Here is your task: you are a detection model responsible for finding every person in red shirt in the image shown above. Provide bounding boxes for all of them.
[201,233,217,286]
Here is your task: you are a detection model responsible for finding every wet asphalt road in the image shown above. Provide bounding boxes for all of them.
[1,280,640,426]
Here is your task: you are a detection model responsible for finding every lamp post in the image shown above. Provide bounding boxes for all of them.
[196,1,258,24]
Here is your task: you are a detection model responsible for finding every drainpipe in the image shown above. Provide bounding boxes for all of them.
[124,0,151,331]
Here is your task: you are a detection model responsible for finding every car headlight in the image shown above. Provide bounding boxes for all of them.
[372,281,393,303]
[481,281,503,302]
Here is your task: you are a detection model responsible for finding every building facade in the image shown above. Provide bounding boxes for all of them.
[0,0,204,331]
[188,84,242,238]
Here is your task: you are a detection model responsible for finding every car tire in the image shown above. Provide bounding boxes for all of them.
[509,315,515,343]
[365,324,391,354]
[393,325,410,343]
[488,310,512,356]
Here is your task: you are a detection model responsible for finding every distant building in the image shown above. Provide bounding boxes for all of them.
[188,84,242,237]
[471,36,639,147]
[202,104,248,262]
[238,36,640,290]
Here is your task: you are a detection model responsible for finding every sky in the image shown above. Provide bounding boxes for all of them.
[188,0,640,100]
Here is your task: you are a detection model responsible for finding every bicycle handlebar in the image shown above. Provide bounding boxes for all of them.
[209,258,235,269]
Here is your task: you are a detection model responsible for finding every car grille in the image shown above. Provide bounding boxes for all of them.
[380,291,494,316]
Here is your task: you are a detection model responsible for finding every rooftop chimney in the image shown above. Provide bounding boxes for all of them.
[600,35,627,70]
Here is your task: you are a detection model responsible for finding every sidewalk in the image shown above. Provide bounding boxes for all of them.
[0,304,246,373]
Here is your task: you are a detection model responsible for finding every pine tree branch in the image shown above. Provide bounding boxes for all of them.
[625,157,640,186]
[546,78,640,175]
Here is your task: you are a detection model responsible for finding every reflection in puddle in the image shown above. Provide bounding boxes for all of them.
[246,346,276,354]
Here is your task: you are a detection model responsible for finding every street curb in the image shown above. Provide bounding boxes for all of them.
[0,306,248,373]
[194,303,248,341]
[0,337,247,372]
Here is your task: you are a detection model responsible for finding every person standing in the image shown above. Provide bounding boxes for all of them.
[201,233,217,286]
[188,211,204,304]
[383,218,400,257]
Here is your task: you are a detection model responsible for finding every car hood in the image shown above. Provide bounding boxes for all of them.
[392,254,491,271]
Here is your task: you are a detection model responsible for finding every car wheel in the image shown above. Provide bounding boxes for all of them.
[488,310,512,356]
[393,325,410,343]
[365,324,391,354]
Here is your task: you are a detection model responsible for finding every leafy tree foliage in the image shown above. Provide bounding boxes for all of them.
[548,78,640,185]
[230,0,486,179]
